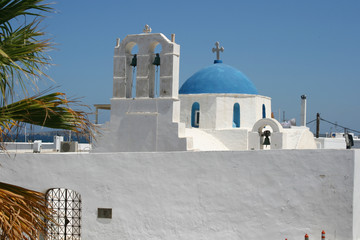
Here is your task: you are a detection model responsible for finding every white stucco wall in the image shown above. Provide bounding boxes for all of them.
[283,127,317,149]
[316,137,346,149]
[0,149,358,240]
[183,128,249,151]
[353,150,360,239]
[201,129,249,150]
[94,98,190,152]
[184,128,228,151]
[179,94,271,130]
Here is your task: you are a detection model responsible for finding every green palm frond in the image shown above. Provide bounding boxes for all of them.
[0,0,53,104]
[0,0,52,25]
[0,20,52,104]
[0,91,95,142]
[0,181,53,239]
[0,0,95,139]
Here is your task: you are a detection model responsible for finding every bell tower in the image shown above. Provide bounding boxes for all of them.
[113,24,180,99]
[94,26,192,152]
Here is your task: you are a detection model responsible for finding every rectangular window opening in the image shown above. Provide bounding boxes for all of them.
[194,110,200,127]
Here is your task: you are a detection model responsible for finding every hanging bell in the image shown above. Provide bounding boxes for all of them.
[152,53,160,66]
[262,130,271,146]
[130,54,137,67]
[263,136,271,146]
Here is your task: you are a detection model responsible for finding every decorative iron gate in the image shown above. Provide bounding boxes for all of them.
[46,188,81,239]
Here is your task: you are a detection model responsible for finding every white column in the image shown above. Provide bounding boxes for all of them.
[301,95,307,126]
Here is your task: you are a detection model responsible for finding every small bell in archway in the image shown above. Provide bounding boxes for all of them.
[262,130,271,146]
[130,54,137,67]
[153,53,160,66]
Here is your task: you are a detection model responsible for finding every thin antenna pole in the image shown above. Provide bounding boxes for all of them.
[316,113,320,138]
[278,109,281,122]
[283,111,285,122]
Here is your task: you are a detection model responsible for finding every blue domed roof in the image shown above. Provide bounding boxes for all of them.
[179,62,258,95]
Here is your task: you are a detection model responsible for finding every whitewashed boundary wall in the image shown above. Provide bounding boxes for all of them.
[0,149,359,240]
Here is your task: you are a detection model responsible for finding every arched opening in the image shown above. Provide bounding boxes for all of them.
[233,103,240,128]
[259,126,272,149]
[46,188,82,239]
[262,104,266,118]
[130,44,138,98]
[250,118,284,150]
[191,102,200,128]
[152,43,162,98]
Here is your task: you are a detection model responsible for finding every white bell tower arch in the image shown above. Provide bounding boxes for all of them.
[113,26,180,99]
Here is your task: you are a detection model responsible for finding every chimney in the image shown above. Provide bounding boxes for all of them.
[301,95,307,126]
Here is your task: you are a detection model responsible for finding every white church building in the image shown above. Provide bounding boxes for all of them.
[1,27,360,240]
[95,27,316,153]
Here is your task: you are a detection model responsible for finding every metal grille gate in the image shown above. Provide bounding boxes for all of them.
[46,188,81,239]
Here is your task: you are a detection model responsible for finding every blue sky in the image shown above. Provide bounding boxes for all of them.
[41,0,360,134]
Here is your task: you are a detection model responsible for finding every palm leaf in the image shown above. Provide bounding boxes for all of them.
[0,181,53,239]
[0,91,95,143]
[0,0,52,26]
[0,0,53,104]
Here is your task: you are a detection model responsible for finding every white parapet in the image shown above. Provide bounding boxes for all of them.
[94,98,190,152]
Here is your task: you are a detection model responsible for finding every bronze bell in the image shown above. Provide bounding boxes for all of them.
[263,136,270,146]
[130,54,137,67]
[153,53,160,66]
[262,130,271,146]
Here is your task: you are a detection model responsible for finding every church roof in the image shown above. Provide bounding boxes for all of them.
[179,61,258,95]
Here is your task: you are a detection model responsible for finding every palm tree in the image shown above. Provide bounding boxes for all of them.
[0,0,95,238]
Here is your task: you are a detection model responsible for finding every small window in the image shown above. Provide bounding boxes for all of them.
[262,104,266,119]
[194,110,200,127]
[233,103,240,128]
[191,102,200,128]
